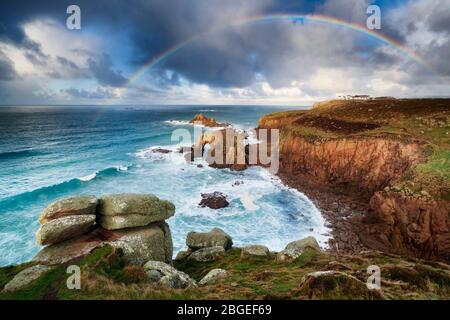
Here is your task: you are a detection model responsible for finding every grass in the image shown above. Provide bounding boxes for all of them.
[415,148,450,180]
[1,246,450,300]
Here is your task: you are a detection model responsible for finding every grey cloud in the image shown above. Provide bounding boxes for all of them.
[0,51,17,81]
[88,53,128,87]
[61,87,117,99]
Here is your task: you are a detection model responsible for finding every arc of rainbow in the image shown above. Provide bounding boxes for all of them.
[95,14,437,118]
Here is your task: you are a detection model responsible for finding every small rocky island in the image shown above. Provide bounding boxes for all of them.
[1,193,449,299]
[189,113,229,128]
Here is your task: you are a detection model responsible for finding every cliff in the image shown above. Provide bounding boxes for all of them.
[259,99,450,261]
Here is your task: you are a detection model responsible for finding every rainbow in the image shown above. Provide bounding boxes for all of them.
[97,13,435,110]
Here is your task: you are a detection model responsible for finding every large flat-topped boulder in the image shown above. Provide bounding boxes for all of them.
[186,228,233,250]
[39,196,98,224]
[98,194,175,230]
[33,222,173,265]
[36,215,96,246]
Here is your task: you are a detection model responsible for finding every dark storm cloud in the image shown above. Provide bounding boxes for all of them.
[88,53,128,87]
[1,0,449,99]
[0,51,16,80]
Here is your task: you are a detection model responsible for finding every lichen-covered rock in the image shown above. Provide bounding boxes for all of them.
[109,223,173,265]
[276,236,321,262]
[36,215,96,246]
[186,228,233,250]
[33,223,173,265]
[98,194,175,230]
[144,260,196,289]
[2,265,54,292]
[188,246,225,262]
[199,269,227,285]
[39,196,98,224]
[241,245,270,259]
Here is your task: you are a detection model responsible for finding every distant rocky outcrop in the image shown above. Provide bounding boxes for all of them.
[33,194,174,266]
[190,113,229,128]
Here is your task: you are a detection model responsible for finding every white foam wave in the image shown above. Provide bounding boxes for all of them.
[78,172,97,182]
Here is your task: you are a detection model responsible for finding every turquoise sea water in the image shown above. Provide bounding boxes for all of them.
[0,105,330,266]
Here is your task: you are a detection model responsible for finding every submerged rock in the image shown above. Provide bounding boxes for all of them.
[151,148,172,154]
[199,268,227,285]
[198,192,229,209]
[188,246,226,262]
[36,215,96,246]
[186,228,233,250]
[276,236,321,262]
[39,196,98,224]
[3,265,54,292]
[144,260,196,289]
[98,194,175,230]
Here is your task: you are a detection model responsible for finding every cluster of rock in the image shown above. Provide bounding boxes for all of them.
[34,194,175,265]
[176,228,233,262]
[145,228,235,289]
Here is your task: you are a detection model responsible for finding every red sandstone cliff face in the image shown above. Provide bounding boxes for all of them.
[278,135,424,197]
[259,117,449,261]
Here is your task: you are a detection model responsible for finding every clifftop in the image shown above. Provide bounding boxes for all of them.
[259,98,450,199]
[259,99,450,261]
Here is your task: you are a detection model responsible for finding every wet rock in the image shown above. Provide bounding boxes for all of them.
[3,265,54,292]
[186,228,233,250]
[198,192,229,209]
[39,196,98,224]
[144,260,196,289]
[241,245,270,259]
[36,215,96,246]
[188,246,225,262]
[199,269,227,285]
[98,194,175,230]
[151,148,172,154]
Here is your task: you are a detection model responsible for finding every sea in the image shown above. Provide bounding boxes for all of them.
[0,105,330,266]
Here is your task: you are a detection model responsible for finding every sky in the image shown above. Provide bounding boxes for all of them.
[0,0,449,105]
